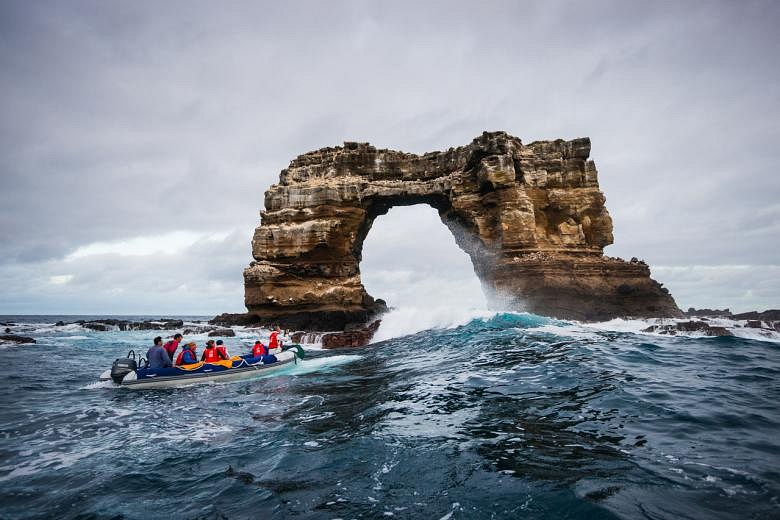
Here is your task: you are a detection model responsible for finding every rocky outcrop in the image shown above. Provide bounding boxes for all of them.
[320,320,381,348]
[68,319,185,331]
[643,321,733,337]
[0,335,36,344]
[685,307,733,318]
[732,309,780,321]
[244,131,682,329]
[208,328,236,337]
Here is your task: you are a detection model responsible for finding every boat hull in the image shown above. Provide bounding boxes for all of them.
[120,349,299,389]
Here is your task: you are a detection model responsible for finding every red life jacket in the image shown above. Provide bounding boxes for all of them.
[175,348,196,366]
[269,331,280,349]
[202,347,220,363]
[164,339,180,359]
[253,342,267,357]
[216,346,228,359]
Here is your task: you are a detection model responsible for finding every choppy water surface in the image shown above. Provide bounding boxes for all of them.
[0,313,778,519]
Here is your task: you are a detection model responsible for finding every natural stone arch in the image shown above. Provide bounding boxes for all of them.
[243,131,681,330]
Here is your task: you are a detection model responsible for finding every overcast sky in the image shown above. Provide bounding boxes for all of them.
[1,0,778,316]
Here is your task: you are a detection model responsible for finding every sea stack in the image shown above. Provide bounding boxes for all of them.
[241,131,682,330]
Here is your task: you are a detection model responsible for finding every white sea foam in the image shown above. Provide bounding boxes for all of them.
[531,323,602,340]
[81,380,115,390]
[586,317,780,343]
[285,354,361,376]
[372,306,497,343]
[0,446,104,483]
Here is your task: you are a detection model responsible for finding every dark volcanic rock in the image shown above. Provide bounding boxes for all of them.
[685,307,733,318]
[210,313,261,327]
[0,335,36,344]
[208,328,236,337]
[242,131,682,327]
[733,309,780,321]
[134,320,184,330]
[212,301,387,332]
[643,321,733,337]
[78,319,185,332]
[321,320,381,348]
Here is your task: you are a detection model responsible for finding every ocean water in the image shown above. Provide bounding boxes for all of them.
[0,312,778,519]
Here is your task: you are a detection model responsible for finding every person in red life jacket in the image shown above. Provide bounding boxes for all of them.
[268,326,282,350]
[252,340,268,358]
[215,340,230,360]
[201,340,221,363]
[175,342,198,366]
[163,333,183,361]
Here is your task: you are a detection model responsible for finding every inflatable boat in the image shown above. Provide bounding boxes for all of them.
[100,345,305,389]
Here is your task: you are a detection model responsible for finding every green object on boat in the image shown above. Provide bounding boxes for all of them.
[284,344,305,360]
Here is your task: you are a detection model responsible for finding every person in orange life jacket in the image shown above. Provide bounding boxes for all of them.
[201,340,221,363]
[175,342,198,366]
[215,340,229,360]
[252,340,268,357]
[268,326,282,350]
[163,333,183,360]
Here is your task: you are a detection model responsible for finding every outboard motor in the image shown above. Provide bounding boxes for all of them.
[110,350,138,384]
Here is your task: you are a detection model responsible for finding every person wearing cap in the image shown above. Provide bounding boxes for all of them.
[252,340,268,358]
[215,340,230,360]
[146,336,172,369]
[175,342,198,366]
[201,340,221,363]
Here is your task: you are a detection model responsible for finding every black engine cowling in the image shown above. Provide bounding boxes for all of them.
[110,357,137,384]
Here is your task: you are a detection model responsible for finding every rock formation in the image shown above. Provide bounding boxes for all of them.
[0,334,36,344]
[243,131,682,329]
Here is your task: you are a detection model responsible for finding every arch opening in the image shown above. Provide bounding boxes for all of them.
[360,204,487,311]
[360,204,489,341]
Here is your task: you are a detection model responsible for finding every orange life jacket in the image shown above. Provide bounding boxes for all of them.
[269,331,280,349]
[202,347,220,363]
[253,342,267,357]
[216,346,228,359]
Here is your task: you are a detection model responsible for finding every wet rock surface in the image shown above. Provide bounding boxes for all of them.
[53,319,187,332]
[320,320,382,348]
[242,131,681,329]
[643,321,734,337]
[0,335,36,344]
[208,328,236,337]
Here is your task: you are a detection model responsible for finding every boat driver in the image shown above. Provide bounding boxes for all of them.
[147,336,173,369]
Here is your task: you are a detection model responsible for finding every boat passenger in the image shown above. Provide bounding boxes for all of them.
[215,340,229,360]
[269,326,282,350]
[175,342,198,366]
[252,340,268,357]
[202,340,221,363]
[147,336,173,369]
[163,333,183,360]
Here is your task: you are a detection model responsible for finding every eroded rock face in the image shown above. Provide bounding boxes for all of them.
[245,131,681,328]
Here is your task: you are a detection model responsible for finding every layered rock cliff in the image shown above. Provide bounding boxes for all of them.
[243,131,682,329]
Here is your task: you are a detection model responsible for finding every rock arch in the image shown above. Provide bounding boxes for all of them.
[243,131,681,329]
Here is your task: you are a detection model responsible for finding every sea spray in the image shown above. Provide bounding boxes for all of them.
[372,306,496,343]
